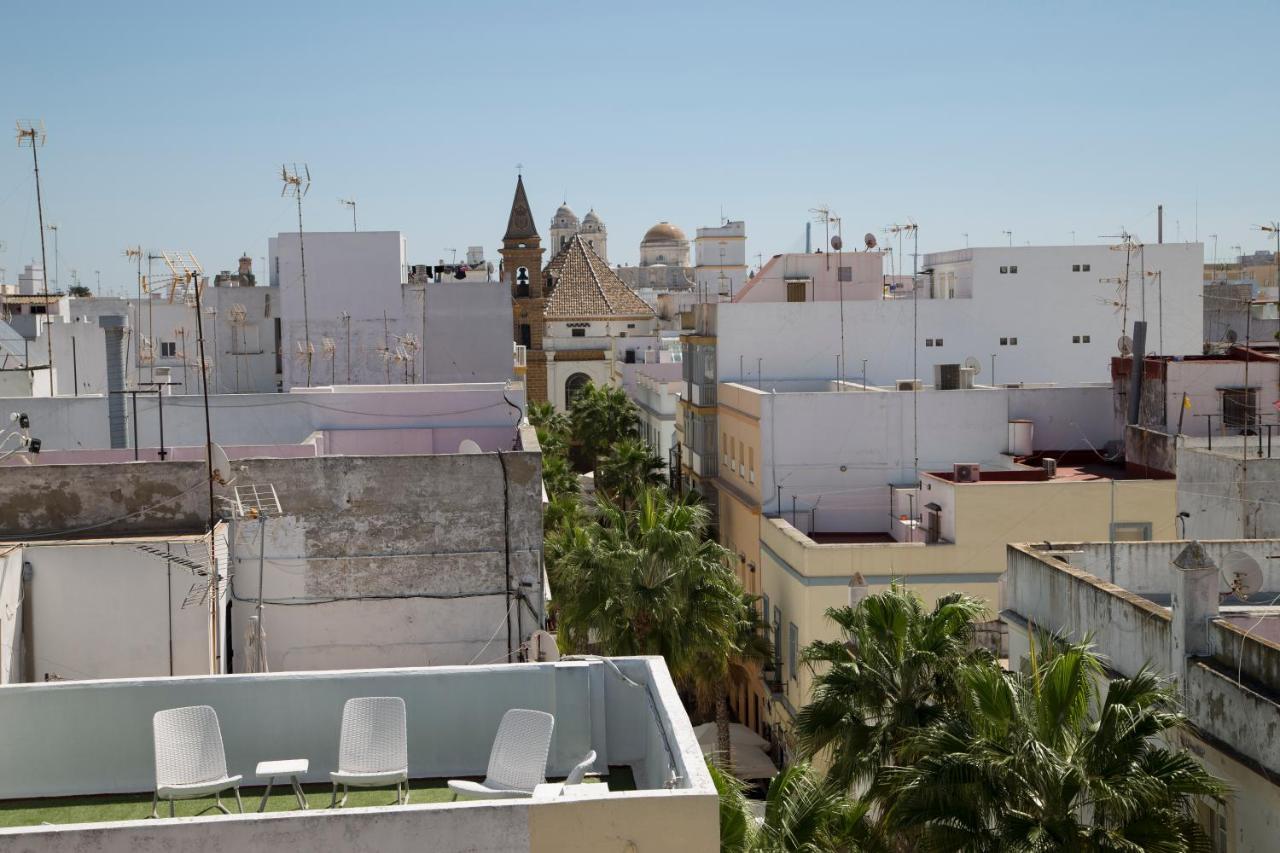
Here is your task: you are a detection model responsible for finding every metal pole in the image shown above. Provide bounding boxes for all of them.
[157,389,166,460]
[191,270,220,675]
[131,391,139,461]
[298,194,312,387]
[256,516,267,672]
[71,337,78,396]
[28,140,54,382]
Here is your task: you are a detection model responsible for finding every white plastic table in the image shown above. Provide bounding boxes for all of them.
[255,758,309,812]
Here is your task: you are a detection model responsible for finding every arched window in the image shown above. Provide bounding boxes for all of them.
[565,373,591,407]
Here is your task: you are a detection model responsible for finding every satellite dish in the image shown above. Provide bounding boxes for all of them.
[964,356,982,376]
[863,232,878,250]
[1117,335,1133,356]
[210,443,235,486]
[1224,327,1238,344]
[830,235,844,251]
[530,629,560,662]
[458,439,483,454]
[1222,550,1263,599]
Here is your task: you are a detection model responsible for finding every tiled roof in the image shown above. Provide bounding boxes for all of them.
[545,235,655,319]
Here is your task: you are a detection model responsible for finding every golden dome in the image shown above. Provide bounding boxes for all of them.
[641,221,686,244]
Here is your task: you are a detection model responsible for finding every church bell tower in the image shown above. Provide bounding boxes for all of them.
[500,175,548,401]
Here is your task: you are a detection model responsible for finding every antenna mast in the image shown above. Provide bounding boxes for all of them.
[282,164,313,386]
[16,121,53,383]
[339,197,357,232]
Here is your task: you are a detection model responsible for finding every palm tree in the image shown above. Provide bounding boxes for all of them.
[693,594,773,768]
[882,638,1228,852]
[547,488,739,663]
[596,437,667,507]
[712,761,886,853]
[795,586,987,791]
[568,381,640,470]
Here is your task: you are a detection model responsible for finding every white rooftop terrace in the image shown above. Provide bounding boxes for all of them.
[0,658,716,852]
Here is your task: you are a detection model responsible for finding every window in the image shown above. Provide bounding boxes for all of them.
[571,328,585,337]
[999,266,1008,274]
[1072,335,1080,344]
[1072,264,1080,272]
[518,324,532,347]
[837,266,852,282]
[773,607,783,680]
[1000,337,1008,346]
[935,338,943,347]
[565,373,591,406]
[788,623,799,681]
[1221,387,1258,429]
[160,341,177,358]
[786,280,806,302]
[30,305,47,314]
[1110,521,1153,542]
[1082,335,1090,343]
[627,323,636,329]
[1009,265,1018,274]
[1082,263,1091,272]
[748,446,754,481]
[925,338,933,347]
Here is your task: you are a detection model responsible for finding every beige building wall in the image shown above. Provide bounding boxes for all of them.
[758,476,1177,730]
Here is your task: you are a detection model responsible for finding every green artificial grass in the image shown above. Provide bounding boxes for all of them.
[0,767,636,829]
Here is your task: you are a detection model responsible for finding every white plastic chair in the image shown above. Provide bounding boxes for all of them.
[330,697,409,807]
[565,750,597,785]
[151,705,243,818]
[448,709,555,800]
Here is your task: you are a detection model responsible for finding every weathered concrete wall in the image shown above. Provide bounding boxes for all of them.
[1003,544,1172,677]
[0,451,544,672]
[1178,448,1280,539]
[1066,540,1280,599]
[1124,424,1176,478]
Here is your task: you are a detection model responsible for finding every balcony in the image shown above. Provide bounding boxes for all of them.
[0,658,717,852]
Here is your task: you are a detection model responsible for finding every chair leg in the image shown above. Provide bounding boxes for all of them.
[214,791,231,815]
[402,781,410,805]
[329,782,338,809]
[169,799,176,818]
[150,792,159,819]
[234,787,244,814]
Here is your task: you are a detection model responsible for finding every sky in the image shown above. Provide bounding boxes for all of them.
[2,0,1279,297]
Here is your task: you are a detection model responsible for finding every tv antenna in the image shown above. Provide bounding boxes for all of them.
[810,206,836,269]
[339,197,357,232]
[16,121,53,377]
[1100,230,1140,332]
[232,483,284,673]
[321,336,337,385]
[282,163,313,386]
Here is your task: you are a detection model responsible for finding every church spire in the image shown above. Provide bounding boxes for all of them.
[503,175,540,244]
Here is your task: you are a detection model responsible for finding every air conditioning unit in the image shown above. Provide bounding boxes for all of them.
[896,379,922,391]
[958,367,976,389]
[1042,458,1058,478]
[953,462,981,483]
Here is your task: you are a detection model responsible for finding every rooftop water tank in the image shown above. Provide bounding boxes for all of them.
[1008,419,1034,456]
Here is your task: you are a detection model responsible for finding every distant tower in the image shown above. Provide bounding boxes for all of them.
[501,175,548,401]
[579,209,608,264]
[549,204,579,257]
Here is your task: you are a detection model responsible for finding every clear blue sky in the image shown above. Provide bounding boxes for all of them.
[3,1,1278,296]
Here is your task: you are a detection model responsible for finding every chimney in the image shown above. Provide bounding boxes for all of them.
[238,254,253,276]
[847,572,868,609]
[1170,541,1219,686]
